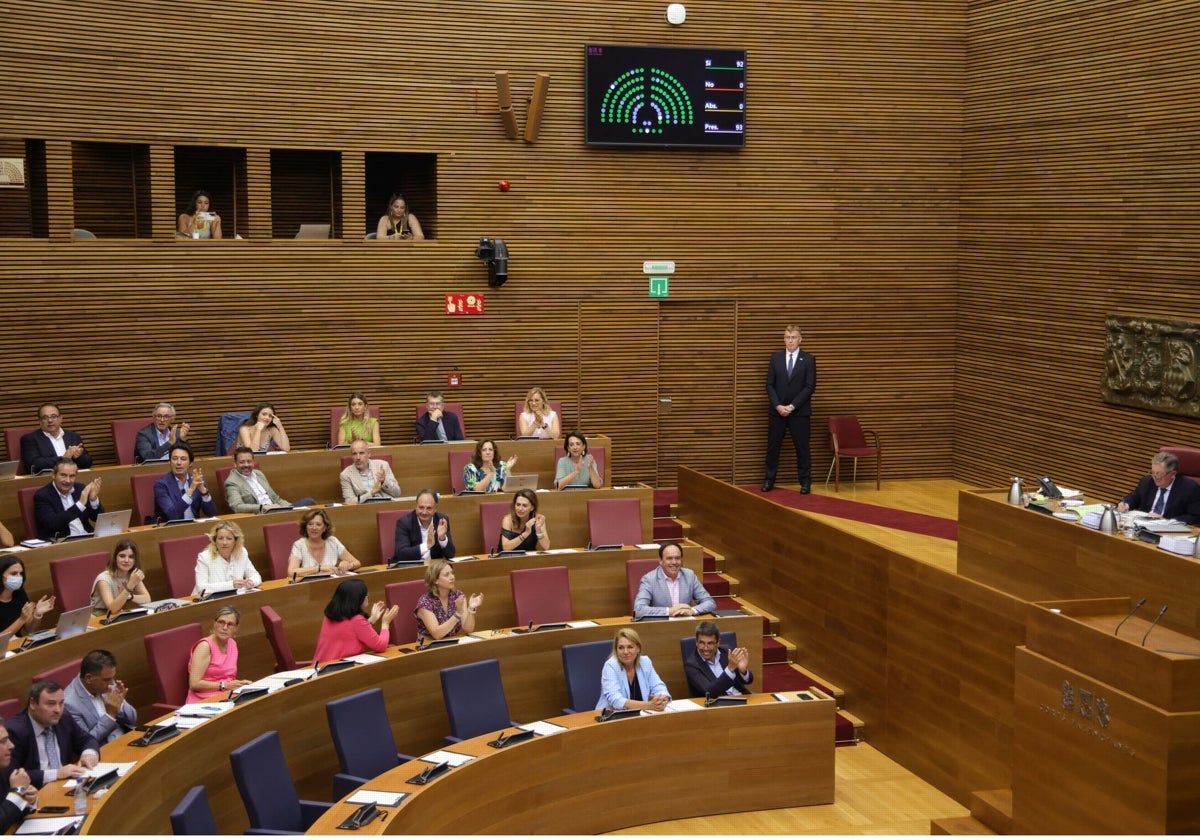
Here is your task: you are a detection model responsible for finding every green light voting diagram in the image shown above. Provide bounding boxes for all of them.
[585,45,746,148]
[600,67,695,135]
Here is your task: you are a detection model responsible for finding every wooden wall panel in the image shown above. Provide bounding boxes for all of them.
[0,0,962,486]
[958,0,1200,499]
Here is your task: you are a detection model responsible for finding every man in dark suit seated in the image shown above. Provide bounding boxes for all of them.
[154,444,216,523]
[0,722,38,830]
[391,489,455,565]
[7,680,100,787]
[634,542,716,619]
[684,620,754,698]
[33,458,103,541]
[63,650,137,745]
[20,403,92,474]
[1118,452,1200,524]
[134,402,191,464]
[415,391,464,442]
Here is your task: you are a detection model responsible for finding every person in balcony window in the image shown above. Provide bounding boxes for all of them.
[375,193,425,241]
[178,190,223,239]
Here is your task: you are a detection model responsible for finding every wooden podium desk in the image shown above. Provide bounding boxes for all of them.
[75,613,765,835]
[7,481,651,616]
[1012,598,1200,833]
[957,489,1200,634]
[0,435,612,536]
[307,694,835,835]
[0,541,701,722]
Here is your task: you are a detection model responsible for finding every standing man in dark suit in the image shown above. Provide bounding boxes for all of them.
[390,489,455,565]
[684,620,754,698]
[33,458,103,541]
[415,391,464,442]
[0,721,38,830]
[134,402,191,464]
[7,681,100,787]
[153,444,215,523]
[1118,451,1200,524]
[20,403,91,474]
[764,324,816,493]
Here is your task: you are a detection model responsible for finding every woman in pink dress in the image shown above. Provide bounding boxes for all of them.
[313,579,399,663]
[186,606,252,703]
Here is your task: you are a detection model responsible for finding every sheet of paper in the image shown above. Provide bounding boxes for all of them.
[519,720,568,736]
[348,653,387,664]
[15,815,84,834]
[566,620,600,628]
[175,701,234,718]
[420,749,475,767]
[346,789,408,806]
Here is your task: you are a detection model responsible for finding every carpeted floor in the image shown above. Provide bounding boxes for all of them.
[742,484,958,540]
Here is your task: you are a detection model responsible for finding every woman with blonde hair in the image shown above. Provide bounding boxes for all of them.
[337,392,381,446]
[518,387,561,439]
[192,520,262,595]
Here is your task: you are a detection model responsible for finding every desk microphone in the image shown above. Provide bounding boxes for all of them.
[1114,598,1146,635]
[1142,605,1168,647]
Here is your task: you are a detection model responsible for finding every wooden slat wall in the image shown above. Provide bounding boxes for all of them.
[0,0,963,486]
[958,0,1200,498]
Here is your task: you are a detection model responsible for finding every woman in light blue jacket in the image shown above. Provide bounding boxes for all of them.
[596,627,671,711]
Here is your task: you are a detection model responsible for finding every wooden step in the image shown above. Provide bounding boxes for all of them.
[930,816,995,835]
[969,789,1012,835]
[702,572,730,597]
[726,594,779,635]
[835,709,863,744]
[653,518,683,540]
[762,636,791,664]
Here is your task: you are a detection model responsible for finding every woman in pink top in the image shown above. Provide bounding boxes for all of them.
[186,606,251,703]
[313,579,399,663]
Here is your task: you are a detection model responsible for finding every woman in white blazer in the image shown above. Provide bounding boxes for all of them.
[596,628,671,711]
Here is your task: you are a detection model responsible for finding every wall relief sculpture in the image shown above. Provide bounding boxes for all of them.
[1103,315,1200,417]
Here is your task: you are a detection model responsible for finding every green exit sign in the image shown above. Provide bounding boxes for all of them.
[648,276,670,298]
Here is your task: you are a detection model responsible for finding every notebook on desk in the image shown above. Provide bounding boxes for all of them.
[501,473,538,492]
[295,223,330,239]
[23,606,94,647]
[93,509,131,538]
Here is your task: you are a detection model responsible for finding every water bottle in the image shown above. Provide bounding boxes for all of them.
[1008,477,1023,506]
[74,784,87,815]
[1098,504,1117,534]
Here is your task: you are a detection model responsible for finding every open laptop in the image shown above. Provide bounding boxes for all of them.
[0,461,19,480]
[295,223,331,240]
[23,605,94,647]
[501,473,538,492]
[93,508,132,538]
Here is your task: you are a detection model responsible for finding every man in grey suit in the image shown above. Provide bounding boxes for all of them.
[224,446,291,514]
[634,543,716,619]
[63,650,136,745]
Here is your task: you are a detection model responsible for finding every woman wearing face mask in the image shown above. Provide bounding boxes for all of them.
[0,556,55,637]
